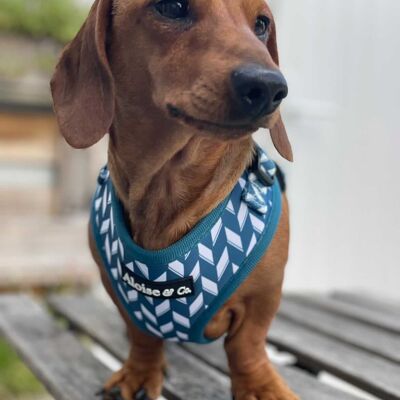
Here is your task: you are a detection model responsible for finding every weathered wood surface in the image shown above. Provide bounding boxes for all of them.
[332,292,400,321]
[48,294,230,400]
[0,294,111,400]
[278,297,400,363]
[182,341,362,400]
[288,294,400,334]
[47,294,363,400]
[269,316,400,400]
[3,292,400,400]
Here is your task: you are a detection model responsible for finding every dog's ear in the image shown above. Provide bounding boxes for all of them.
[267,19,293,162]
[51,0,115,149]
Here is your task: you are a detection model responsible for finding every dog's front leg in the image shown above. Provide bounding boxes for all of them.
[224,307,298,400]
[102,323,165,400]
[101,276,166,400]
[99,276,166,400]
[222,196,298,400]
[90,231,165,400]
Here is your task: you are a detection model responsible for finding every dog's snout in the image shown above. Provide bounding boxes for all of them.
[231,65,288,119]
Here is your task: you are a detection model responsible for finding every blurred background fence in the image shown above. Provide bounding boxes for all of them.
[0,0,103,292]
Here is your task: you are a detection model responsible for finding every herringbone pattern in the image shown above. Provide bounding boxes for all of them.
[92,146,279,342]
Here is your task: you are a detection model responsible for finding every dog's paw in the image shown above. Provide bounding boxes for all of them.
[98,364,164,400]
[97,387,150,400]
[231,364,299,400]
[232,389,299,400]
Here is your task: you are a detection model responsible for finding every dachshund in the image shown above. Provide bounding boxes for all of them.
[51,0,297,399]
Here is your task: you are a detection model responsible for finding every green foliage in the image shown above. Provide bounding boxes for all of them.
[0,0,87,43]
[0,339,45,398]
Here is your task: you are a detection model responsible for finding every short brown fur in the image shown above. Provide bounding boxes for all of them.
[52,0,297,398]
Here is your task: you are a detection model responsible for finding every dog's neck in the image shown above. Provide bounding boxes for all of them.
[108,114,253,250]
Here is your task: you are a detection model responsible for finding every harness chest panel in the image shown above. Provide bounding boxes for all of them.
[91,145,282,343]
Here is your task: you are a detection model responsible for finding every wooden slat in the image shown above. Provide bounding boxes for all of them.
[278,297,400,363]
[269,316,400,400]
[183,341,363,400]
[288,294,400,334]
[183,340,227,373]
[48,294,363,400]
[0,295,111,400]
[47,294,230,400]
[332,292,400,319]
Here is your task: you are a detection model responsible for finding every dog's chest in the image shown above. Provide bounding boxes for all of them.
[91,146,282,343]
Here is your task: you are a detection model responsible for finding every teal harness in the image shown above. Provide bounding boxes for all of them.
[91,144,282,343]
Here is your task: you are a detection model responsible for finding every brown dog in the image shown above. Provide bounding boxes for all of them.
[51,0,297,399]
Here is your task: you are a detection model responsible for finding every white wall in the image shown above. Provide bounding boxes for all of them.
[261,0,400,299]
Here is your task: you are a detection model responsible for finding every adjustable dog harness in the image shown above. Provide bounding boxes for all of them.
[91,144,282,343]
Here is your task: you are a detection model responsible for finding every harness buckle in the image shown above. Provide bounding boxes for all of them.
[256,165,275,187]
[251,150,276,187]
[241,147,277,215]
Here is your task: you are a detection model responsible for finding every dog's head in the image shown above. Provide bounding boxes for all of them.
[51,0,292,161]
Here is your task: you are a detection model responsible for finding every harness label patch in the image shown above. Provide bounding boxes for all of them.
[121,265,195,299]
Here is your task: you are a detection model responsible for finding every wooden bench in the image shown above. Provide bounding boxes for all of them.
[0,292,399,400]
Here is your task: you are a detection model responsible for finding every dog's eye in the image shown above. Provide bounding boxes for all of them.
[154,0,189,19]
[255,16,270,38]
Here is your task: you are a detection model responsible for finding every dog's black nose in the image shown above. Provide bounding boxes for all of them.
[231,64,288,119]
